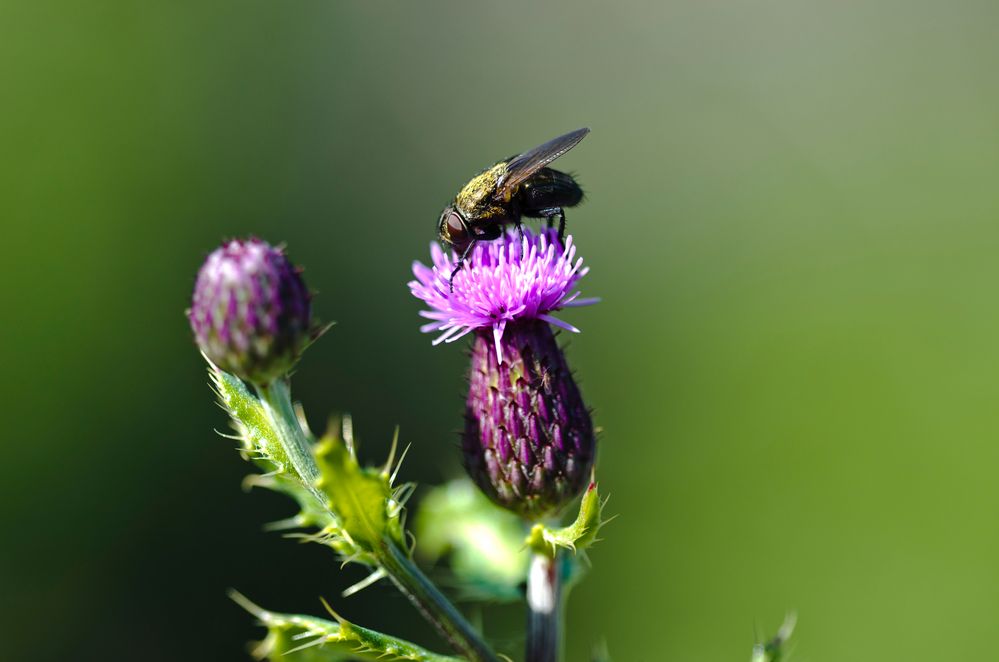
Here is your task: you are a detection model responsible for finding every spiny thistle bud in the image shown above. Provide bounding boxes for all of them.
[410,228,598,519]
[465,320,595,518]
[188,238,311,385]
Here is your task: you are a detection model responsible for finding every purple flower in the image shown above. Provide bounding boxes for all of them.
[409,228,598,363]
[188,238,311,385]
[410,228,598,519]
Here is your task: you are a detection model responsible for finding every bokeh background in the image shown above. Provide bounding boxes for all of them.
[3,1,999,660]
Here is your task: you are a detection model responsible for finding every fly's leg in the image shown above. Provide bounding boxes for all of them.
[449,240,478,292]
[448,224,503,291]
[536,207,566,243]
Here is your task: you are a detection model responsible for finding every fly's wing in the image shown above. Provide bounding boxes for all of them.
[496,128,589,195]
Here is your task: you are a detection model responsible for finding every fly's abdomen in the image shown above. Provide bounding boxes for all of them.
[518,168,583,216]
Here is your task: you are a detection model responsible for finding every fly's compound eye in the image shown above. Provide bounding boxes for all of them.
[447,211,467,237]
[445,211,469,244]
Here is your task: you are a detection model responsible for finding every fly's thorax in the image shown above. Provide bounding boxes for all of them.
[455,162,509,216]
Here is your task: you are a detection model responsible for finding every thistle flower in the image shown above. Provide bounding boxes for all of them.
[409,228,597,363]
[410,229,597,519]
[188,238,311,385]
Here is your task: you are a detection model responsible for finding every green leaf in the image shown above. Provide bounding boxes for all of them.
[416,478,529,601]
[525,480,608,558]
[210,366,292,476]
[313,430,406,553]
[209,363,499,660]
[211,366,367,564]
[230,591,460,662]
[212,363,411,566]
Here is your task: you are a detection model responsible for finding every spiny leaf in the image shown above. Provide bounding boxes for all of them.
[211,365,292,475]
[211,366,369,565]
[313,431,406,552]
[230,591,460,662]
[525,480,609,558]
[209,363,497,659]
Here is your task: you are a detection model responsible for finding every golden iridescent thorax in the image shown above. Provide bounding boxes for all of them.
[455,163,510,221]
[437,128,590,290]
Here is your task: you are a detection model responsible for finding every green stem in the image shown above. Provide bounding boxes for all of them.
[255,380,320,488]
[255,378,498,662]
[379,541,500,662]
[526,551,563,662]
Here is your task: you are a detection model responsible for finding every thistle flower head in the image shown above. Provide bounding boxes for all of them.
[188,238,311,385]
[409,228,599,519]
[409,228,597,362]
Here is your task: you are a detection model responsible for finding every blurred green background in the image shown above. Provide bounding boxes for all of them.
[3,0,999,660]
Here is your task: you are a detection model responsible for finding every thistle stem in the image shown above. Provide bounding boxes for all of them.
[526,551,563,662]
[254,378,498,662]
[255,380,322,500]
[380,541,500,662]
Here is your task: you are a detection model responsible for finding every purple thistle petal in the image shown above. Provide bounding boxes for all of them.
[409,227,597,358]
[493,322,506,364]
[563,296,601,307]
[537,314,580,333]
